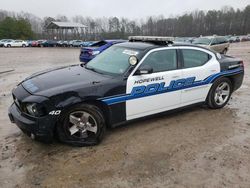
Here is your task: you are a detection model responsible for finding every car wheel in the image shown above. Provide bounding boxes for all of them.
[222,48,228,54]
[56,104,106,146]
[22,44,26,48]
[7,44,11,48]
[207,77,232,109]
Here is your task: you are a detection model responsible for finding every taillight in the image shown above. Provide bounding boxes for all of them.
[87,50,93,55]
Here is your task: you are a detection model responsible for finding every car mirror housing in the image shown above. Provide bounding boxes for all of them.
[135,65,153,75]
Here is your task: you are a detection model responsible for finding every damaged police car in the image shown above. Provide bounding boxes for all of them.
[8,36,244,146]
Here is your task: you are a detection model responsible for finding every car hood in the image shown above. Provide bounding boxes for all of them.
[21,65,111,97]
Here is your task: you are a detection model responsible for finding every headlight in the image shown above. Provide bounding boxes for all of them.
[26,103,45,117]
[92,51,100,55]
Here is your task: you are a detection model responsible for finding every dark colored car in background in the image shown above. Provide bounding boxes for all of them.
[40,40,58,47]
[79,40,126,63]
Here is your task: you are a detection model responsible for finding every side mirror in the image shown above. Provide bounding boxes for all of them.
[135,65,153,75]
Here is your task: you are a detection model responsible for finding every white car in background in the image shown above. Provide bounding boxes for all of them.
[4,40,28,47]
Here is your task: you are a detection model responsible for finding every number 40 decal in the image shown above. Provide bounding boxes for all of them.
[49,110,61,115]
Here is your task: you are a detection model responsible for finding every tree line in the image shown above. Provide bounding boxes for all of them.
[0,5,249,40]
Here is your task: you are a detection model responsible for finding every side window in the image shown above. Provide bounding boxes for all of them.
[140,49,177,73]
[182,49,211,68]
[218,37,226,44]
[211,38,218,45]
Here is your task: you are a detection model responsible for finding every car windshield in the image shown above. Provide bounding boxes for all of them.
[175,38,187,42]
[85,46,140,76]
[193,38,212,45]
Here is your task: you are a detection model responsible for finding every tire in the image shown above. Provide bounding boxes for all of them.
[7,44,11,48]
[207,77,232,109]
[56,103,106,146]
[22,44,26,48]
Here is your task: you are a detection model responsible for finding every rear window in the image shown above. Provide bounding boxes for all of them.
[193,38,212,45]
[182,49,211,68]
[90,41,107,47]
[217,37,227,44]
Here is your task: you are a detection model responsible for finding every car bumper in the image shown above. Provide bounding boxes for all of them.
[8,103,55,143]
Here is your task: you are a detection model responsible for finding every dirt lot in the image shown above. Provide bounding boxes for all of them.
[0,43,250,188]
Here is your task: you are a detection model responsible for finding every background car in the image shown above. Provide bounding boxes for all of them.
[62,41,69,47]
[228,36,240,43]
[72,40,83,47]
[81,41,94,47]
[0,39,13,47]
[26,40,33,47]
[79,39,126,63]
[4,40,28,47]
[69,40,77,47]
[239,35,250,42]
[193,36,229,54]
[31,40,39,47]
[40,40,58,47]
[56,40,64,47]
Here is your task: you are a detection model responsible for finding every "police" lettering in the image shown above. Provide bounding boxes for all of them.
[131,77,196,96]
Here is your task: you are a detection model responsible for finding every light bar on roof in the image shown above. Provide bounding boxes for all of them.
[129,36,174,42]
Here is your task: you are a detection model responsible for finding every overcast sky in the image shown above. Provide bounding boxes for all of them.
[1,0,250,19]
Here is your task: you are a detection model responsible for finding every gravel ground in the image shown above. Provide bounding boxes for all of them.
[0,43,250,188]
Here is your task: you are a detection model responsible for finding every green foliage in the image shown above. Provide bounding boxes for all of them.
[0,17,34,39]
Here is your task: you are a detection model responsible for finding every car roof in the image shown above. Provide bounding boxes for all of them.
[115,41,216,54]
[198,36,226,39]
[115,42,157,50]
[105,39,126,42]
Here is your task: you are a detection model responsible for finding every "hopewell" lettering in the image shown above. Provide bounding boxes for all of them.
[134,76,164,84]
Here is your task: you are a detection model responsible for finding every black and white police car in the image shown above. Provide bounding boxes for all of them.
[8,36,244,146]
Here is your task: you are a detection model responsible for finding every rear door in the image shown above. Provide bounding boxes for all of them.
[180,47,220,105]
[126,48,182,120]
[210,38,220,52]
[217,37,229,53]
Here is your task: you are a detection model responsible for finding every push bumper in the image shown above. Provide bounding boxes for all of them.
[8,103,55,143]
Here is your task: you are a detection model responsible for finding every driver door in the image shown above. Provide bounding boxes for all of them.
[126,48,182,120]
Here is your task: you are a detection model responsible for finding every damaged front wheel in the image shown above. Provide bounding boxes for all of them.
[56,104,106,146]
